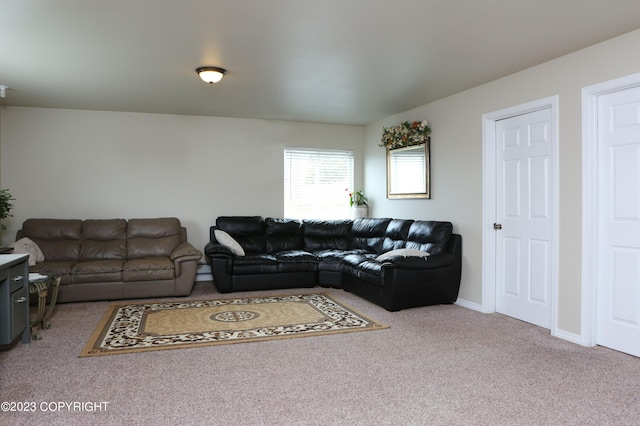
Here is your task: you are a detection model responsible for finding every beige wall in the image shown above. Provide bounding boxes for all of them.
[364,28,640,336]
[0,108,363,252]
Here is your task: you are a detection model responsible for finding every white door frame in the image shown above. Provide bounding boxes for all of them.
[581,72,640,347]
[482,96,559,335]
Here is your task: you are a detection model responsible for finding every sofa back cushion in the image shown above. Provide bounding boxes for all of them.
[351,218,392,253]
[127,217,182,259]
[405,221,453,255]
[20,219,82,261]
[265,218,303,253]
[215,216,266,255]
[302,219,352,252]
[382,219,414,252]
[80,219,127,260]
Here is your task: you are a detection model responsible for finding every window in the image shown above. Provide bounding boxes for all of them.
[284,148,354,219]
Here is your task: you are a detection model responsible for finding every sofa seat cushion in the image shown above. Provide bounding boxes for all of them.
[71,259,125,283]
[71,259,124,274]
[29,260,75,280]
[275,250,317,272]
[231,254,277,274]
[123,257,175,281]
[341,254,384,286]
[315,248,367,272]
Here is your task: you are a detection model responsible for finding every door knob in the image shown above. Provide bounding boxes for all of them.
[15,297,26,303]
[493,223,503,230]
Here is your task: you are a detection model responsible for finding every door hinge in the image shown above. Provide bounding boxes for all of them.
[493,223,503,230]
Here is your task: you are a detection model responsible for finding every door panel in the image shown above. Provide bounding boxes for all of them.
[530,156,549,218]
[529,239,549,304]
[596,86,640,357]
[504,237,521,297]
[496,108,553,328]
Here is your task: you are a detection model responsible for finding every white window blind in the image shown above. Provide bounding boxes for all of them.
[284,148,354,219]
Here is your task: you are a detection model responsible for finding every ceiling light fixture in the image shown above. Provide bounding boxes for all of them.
[196,66,227,84]
[0,85,8,98]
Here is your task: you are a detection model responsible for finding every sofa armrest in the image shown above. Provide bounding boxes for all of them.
[171,242,203,262]
[382,252,455,269]
[171,242,202,278]
[204,242,235,258]
[383,233,461,270]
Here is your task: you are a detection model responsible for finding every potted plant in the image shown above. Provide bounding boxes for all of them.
[0,188,14,231]
[348,190,368,218]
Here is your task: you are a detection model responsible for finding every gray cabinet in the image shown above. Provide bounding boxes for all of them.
[0,254,30,345]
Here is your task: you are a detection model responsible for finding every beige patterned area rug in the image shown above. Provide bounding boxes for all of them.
[80,293,389,357]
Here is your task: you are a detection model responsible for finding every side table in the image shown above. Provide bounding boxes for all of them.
[28,274,61,340]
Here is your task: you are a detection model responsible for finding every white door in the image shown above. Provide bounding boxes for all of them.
[595,86,640,357]
[495,108,554,329]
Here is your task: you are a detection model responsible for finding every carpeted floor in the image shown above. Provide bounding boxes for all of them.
[1,281,639,425]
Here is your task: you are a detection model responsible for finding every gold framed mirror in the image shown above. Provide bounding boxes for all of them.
[386,141,430,199]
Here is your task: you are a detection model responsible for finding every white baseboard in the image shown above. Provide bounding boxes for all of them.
[455,298,483,312]
[456,297,588,347]
[552,328,586,346]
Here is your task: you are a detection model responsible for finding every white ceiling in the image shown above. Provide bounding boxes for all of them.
[1,0,640,125]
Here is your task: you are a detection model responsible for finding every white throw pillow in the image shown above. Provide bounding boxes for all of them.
[9,237,45,266]
[376,248,430,262]
[214,229,245,256]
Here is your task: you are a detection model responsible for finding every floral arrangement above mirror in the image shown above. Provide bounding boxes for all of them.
[380,121,431,199]
[380,120,431,150]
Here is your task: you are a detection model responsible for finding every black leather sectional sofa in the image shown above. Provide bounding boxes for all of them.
[204,216,462,311]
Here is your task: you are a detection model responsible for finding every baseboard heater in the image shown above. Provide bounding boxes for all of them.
[195,263,213,282]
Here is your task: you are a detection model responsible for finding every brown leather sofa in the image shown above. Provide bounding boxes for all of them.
[17,217,202,303]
